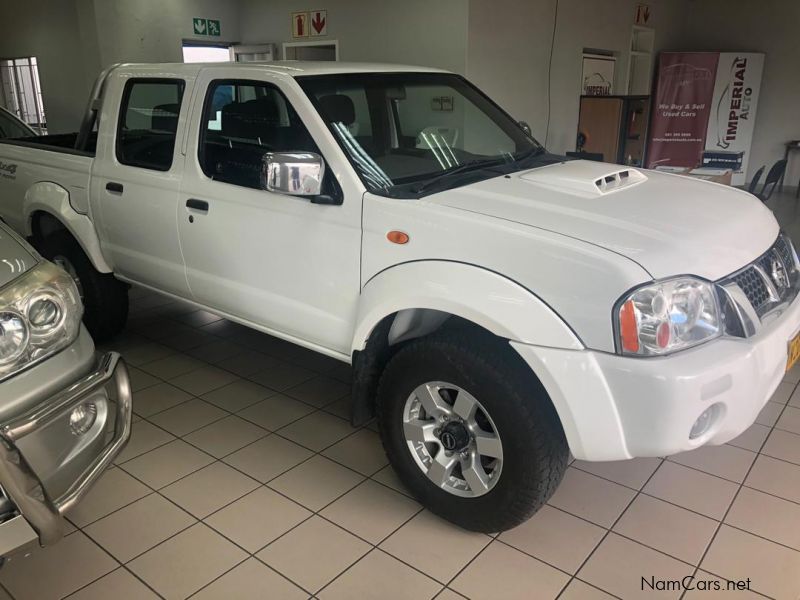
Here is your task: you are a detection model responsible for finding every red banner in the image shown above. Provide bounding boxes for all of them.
[646,53,719,169]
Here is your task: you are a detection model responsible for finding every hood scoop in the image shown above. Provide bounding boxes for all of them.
[518,160,648,197]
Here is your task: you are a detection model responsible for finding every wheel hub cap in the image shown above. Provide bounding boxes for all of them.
[402,381,503,498]
[439,421,470,453]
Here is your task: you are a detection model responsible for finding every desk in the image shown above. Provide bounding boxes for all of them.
[654,166,733,185]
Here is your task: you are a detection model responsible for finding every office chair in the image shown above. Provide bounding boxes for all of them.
[757,159,788,203]
[747,165,765,195]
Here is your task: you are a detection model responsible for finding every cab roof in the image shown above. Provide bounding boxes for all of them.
[115,61,449,78]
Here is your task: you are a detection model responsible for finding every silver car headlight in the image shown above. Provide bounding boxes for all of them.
[615,276,721,356]
[0,261,82,380]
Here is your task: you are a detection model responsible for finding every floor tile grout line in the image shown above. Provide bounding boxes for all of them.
[554,457,666,598]
[108,403,792,596]
[105,416,394,582]
[67,300,800,598]
[55,529,168,600]
[567,577,626,600]
[550,464,791,526]
[677,395,796,600]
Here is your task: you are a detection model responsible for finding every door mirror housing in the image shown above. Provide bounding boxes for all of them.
[262,152,325,197]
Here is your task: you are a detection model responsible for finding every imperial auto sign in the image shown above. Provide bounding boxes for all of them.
[646,52,764,187]
[705,53,764,185]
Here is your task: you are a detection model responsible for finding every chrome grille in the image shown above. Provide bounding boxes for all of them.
[777,235,796,270]
[718,234,800,336]
[731,267,771,312]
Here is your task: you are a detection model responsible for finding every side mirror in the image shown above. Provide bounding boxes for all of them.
[518,121,532,137]
[262,152,325,197]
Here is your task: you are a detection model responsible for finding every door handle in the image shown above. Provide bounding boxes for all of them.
[186,198,209,212]
[106,182,123,194]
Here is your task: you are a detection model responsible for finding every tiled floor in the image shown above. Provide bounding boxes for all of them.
[2,190,800,599]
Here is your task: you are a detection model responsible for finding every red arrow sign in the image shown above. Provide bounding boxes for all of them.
[312,12,326,34]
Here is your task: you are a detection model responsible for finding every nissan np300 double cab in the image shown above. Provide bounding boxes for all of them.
[0,62,795,532]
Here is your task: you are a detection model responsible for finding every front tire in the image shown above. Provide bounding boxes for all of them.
[37,231,128,342]
[377,332,568,533]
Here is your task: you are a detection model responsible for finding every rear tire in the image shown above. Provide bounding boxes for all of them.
[37,230,128,342]
[377,332,568,533]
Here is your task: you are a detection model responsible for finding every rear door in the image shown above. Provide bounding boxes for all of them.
[177,67,364,355]
[90,71,191,297]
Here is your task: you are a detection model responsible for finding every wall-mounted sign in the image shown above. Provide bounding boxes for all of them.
[192,18,220,37]
[310,10,328,36]
[292,12,309,38]
[292,10,327,38]
[635,4,651,25]
[582,55,615,96]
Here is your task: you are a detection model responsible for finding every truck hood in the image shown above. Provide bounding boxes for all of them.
[428,160,778,280]
[0,221,37,288]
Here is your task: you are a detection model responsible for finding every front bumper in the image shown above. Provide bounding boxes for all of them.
[0,352,132,556]
[512,291,800,461]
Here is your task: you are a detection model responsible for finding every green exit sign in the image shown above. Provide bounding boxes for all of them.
[193,17,221,37]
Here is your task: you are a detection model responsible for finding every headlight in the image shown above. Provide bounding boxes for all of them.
[0,261,82,381]
[616,277,721,356]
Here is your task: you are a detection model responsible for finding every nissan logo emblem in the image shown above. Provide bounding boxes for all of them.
[440,431,457,450]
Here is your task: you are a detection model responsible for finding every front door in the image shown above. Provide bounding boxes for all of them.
[91,75,191,297]
[177,69,363,355]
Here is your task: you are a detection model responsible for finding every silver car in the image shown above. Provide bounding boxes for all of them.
[0,222,131,558]
[0,107,36,139]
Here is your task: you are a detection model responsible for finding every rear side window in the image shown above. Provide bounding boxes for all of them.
[198,79,318,189]
[116,79,185,171]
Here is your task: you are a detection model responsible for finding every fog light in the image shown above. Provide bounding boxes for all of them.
[69,402,97,436]
[690,403,722,440]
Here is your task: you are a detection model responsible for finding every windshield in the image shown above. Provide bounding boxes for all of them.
[0,109,35,139]
[298,73,544,197]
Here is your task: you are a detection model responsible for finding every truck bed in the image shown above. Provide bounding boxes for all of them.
[0,134,94,234]
[0,132,98,157]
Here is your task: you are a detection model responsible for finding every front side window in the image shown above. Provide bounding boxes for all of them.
[116,79,184,171]
[299,73,546,197]
[199,79,319,190]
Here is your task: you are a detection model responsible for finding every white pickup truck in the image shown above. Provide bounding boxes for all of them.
[0,61,797,532]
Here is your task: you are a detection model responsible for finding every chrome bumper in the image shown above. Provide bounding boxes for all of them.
[0,352,132,554]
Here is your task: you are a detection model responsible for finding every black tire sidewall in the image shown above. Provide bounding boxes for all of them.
[377,335,567,532]
[37,231,128,341]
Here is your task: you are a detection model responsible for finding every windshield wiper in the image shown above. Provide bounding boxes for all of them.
[512,146,547,164]
[412,158,507,195]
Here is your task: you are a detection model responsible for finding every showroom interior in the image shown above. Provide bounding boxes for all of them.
[0,0,799,598]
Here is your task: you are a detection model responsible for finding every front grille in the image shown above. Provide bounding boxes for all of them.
[777,235,796,270]
[719,234,800,331]
[731,267,772,312]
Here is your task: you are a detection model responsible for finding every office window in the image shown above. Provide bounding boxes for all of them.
[0,57,46,132]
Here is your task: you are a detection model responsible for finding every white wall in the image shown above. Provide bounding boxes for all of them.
[683,0,800,185]
[3,0,796,183]
[467,0,690,153]
[238,0,469,74]
[0,0,241,133]
[91,0,241,66]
